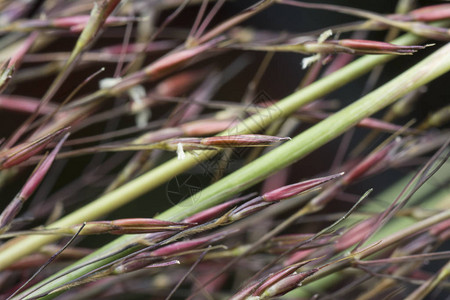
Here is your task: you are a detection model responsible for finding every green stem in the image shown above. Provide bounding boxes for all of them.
[7,33,450,299]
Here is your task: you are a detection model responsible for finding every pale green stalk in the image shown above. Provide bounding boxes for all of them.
[7,36,450,299]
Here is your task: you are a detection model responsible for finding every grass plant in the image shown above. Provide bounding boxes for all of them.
[0,1,449,299]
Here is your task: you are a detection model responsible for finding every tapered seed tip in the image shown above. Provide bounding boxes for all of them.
[263,172,344,202]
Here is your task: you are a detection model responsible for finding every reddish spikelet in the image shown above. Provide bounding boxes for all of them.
[167,135,290,151]
[231,196,264,213]
[200,134,291,147]
[262,173,344,202]
[409,4,450,22]
[0,96,57,114]
[144,260,180,269]
[259,269,318,298]
[0,127,69,169]
[230,202,271,221]
[230,280,263,300]
[52,15,101,28]
[180,119,238,136]
[155,68,209,97]
[253,261,312,296]
[19,133,69,199]
[135,128,184,144]
[110,38,222,94]
[113,253,153,274]
[184,194,255,224]
[150,231,228,257]
[71,218,191,235]
[334,217,378,252]
[342,140,399,185]
[284,249,315,266]
[229,196,271,221]
[0,133,69,231]
[301,39,429,55]
[329,39,429,54]
[113,254,179,274]
[143,39,219,79]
